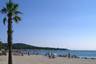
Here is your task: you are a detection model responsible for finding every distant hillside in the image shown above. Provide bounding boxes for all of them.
[2,43,68,50]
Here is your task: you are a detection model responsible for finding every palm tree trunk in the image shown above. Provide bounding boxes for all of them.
[7,13,13,64]
[9,0,12,3]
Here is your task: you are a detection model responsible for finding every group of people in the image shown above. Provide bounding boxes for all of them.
[0,49,7,56]
[12,50,31,56]
[46,52,57,59]
[46,52,79,59]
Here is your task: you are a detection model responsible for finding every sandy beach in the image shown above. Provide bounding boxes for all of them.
[0,55,96,64]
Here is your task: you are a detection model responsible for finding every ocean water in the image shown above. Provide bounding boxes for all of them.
[70,50,96,58]
[22,49,96,58]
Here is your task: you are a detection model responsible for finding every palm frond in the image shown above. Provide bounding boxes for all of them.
[13,4,18,11]
[9,0,12,3]
[15,11,22,15]
[0,7,7,14]
[1,2,22,25]
[6,2,14,12]
[13,16,21,23]
[3,17,7,25]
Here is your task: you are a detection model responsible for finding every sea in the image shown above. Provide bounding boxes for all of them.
[20,49,96,58]
[70,50,96,58]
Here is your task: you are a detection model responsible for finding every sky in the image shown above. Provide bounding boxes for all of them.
[0,0,96,50]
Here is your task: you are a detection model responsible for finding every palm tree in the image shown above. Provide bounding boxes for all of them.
[0,41,3,50]
[0,0,22,64]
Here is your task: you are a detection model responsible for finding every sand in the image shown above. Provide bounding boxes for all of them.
[0,55,96,64]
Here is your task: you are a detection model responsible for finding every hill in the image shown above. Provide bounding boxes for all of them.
[2,43,68,50]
